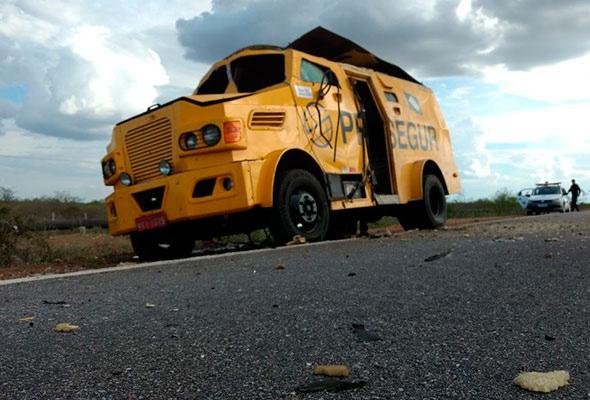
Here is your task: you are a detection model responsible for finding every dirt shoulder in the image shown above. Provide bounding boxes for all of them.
[0,216,522,281]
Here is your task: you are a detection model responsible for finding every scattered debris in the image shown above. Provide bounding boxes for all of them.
[295,379,367,393]
[287,235,306,246]
[352,323,382,342]
[275,264,286,270]
[43,300,67,305]
[145,303,156,308]
[545,238,561,242]
[514,370,569,393]
[54,323,79,333]
[545,335,556,341]
[313,365,350,377]
[18,316,34,322]
[424,250,452,262]
[118,261,137,266]
[347,272,356,277]
[544,253,553,259]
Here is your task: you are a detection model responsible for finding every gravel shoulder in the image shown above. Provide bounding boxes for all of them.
[1,211,589,399]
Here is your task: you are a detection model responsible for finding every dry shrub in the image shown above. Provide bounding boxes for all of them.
[0,206,52,267]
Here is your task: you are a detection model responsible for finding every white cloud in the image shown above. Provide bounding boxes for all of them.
[0,119,109,199]
[475,103,590,149]
[482,53,590,103]
[0,0,211,140]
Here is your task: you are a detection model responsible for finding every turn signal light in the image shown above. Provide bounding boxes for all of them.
[223,121,241,143]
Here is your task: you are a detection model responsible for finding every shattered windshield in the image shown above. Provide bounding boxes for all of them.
[196,54,285,95]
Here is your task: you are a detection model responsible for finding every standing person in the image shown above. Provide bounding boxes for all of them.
[567,179,582,211]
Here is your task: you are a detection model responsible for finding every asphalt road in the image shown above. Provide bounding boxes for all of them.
[1,211,590,399]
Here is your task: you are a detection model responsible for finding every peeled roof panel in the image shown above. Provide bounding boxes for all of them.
[287,26,421,85]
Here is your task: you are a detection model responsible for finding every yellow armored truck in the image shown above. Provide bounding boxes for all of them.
[101,27,461,259]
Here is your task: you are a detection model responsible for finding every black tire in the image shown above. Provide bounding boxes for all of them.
[270,169,330,244]
[397,174,447,230]
[130,230,195,261]
[526,211,533,216]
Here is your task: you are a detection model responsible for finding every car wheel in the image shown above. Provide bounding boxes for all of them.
[270,169,330,244]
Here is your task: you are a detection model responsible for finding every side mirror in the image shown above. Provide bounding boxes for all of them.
[322,70,339,87]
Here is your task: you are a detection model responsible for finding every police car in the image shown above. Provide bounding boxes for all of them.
[518,182,571,215]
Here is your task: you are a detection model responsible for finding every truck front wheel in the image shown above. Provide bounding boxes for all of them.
[130,231,195,261]
[270,169,330,244]
[398,174,447,230]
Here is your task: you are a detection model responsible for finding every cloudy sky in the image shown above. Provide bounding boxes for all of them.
[1,0,589,201]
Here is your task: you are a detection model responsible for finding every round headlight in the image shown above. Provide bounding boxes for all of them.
[202,124,221,146]
[102,159,116,179]
[159,160,172,176]
[181,132,197,150]
[185,133,197,149]
[119,172,132,186]
[108,159,116,175]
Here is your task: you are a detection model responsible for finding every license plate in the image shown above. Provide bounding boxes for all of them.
[136,212,167,231]
[538,203,547,207]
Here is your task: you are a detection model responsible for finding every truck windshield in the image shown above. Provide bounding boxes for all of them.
[533,187,560,195]
[196,65,229,95]
[196,54,285,94]
[230,54,285,92]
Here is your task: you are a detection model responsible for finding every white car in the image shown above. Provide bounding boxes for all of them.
[518,183,571,215]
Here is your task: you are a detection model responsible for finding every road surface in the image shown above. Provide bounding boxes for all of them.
[1,212,589,399]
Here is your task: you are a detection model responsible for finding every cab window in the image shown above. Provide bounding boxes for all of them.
[300,59,338,85]
[196,65,229,95]
[230,54,285,93]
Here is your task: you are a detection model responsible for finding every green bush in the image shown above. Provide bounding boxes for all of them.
[448,189,522,218]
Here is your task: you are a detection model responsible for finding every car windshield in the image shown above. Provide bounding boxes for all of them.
[196,54,285,95]
[533,186,560,195]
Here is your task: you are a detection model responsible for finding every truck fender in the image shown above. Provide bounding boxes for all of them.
[407,159,447,201]
[257,148,325,208]
[257,149,288,208]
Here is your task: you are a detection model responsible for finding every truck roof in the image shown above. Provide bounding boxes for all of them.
[228,27,422,85]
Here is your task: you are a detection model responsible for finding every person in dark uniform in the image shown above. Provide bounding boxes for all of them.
[567,179,582,211]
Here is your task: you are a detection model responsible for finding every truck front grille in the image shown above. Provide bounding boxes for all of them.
[125,117,173,183]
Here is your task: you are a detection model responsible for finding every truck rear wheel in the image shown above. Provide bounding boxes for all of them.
[270,169,330,244]
[130,231,195,261]
[398,174,447,230]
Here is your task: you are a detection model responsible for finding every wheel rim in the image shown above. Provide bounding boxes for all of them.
[289,189,320,230]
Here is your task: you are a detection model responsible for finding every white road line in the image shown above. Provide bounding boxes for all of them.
[0,238,357,286]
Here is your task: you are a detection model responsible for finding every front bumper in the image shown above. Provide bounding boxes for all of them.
[526,202,562,211]
[106,161,256,236]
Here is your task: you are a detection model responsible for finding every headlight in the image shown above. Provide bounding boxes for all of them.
[202,124,221,146]
[159,160,172,176]
[119,173,132,186]
[102,159,116,179]
[180,132,197,150]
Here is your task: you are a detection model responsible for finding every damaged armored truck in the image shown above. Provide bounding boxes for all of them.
[101,27,461,260]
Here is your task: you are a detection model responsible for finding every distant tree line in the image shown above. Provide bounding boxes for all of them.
[0,187,106,230]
